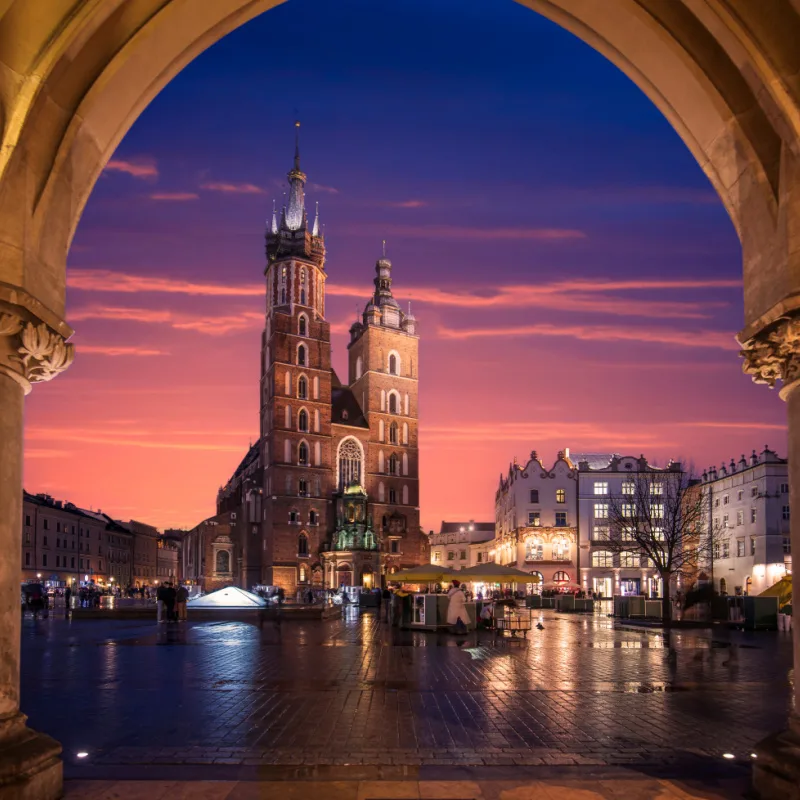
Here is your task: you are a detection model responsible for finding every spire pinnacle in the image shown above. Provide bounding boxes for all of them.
[285,122,306,230]
[382,239,387,258]
[270,200,278,234]
[294,120,301,171]
[312,200,320,237]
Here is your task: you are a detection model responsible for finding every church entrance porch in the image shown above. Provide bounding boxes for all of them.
[322,553,381,591]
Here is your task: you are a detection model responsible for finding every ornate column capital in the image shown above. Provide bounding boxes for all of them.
[0,306,74,395]
[739,313,800,400]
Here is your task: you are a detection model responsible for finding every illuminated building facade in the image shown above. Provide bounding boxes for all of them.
[699,447,791,596]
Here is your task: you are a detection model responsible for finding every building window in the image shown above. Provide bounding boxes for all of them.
[299,315,307,336]
[620,551,638,568]
[722,513,729,527]
[298,409,309,432]
[388,454,398,475]
[528,512,540,527]
[298,478,308,496]
[552,536,569,561]
[593,503,608,519]
[530,489,539,503]
[298,376,308,399]
[388,393,398,414]
[389,422,398,444]
[25,552,30,566]
[651,503,664,518]
[721,540,730,559]
[783,505,790,520]
[593,525,610,541]
[714,498,720,508]
[593,482,608,495]
[389,488,397,504]
[621,481,635,495]
[723,495,729,505]
[338,437,363,490]
[310,510,319,525]
[737,490,743,501]
[43,519,49,530]
[750,536,756,556]
[622,503,635,518]
[298,534,308,556]
[56,521,61,532]
[751,486,758,497]
[751,508,757,524]
[781,483,789,494]
[736,539,745,557]
[556,489,565,504]
[651,483,663,496]
[289,510,300,524]
[555,512,567,527]
[42,554,47,567]
[736,510,744,526]
[784,537,792,554]
[25,515,31,526]
[460,550,467,560]
[432,551,440,563]
[216,550,230,574]
[592,550,612,567]
[553,571,570,583]
[389,354,398,375]
[297,344,306,366]
[447,551,454,561]
[298,442,309,465]
[525,537,543,561]
[43,536,48,546]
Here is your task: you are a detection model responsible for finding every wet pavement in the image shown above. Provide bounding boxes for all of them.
[19,608,793,781]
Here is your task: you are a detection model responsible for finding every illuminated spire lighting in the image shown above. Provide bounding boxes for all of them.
[285,120,306,231]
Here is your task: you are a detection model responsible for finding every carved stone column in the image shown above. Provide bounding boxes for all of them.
[0,300,72,799]
[741,314,800,799]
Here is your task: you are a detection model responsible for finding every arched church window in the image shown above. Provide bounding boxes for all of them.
[389,422,398,444]
[337,437,363,491]
[298,442,309,465]
[280,266,287,304]
[300,268,307,305]
[298,315,307,336]
[389,353,398,375]
[388,393,398,414]
[298,409,308,432]
[216,550,230,574]
[388,454,399,475]
[298,533,308,556]
[297,344,307,366]
[298,376,308,399]
[355,356,363,380]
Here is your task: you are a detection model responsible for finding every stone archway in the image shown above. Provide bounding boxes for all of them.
[1,2,800,798]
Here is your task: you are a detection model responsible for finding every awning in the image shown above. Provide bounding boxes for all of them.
[391,565,458,582]
[457,563,542,583]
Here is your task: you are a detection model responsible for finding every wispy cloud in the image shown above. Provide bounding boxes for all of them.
[677,421,786,431]
[149,192,199,201]
[25,449,71,459]
[104,158,158,179]
[68,270,735,320]
[437,322,738,350]
[69,305,262,335]
[200,181,265,194]
[26,428,245,453]
[385,199,428,208]
[78,345,169,356]
[68,270,262,297]
[363,224,586,241]
[310,182,339,194]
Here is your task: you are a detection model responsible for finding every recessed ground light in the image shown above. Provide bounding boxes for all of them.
[76,752,88,758]
[722,753,735,760]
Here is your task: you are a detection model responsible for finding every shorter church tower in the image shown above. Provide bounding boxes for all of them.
[346,250,427,579]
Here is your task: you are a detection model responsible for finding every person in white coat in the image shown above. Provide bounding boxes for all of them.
[446,580,468,632]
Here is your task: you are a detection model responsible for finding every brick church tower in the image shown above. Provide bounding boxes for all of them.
[260,124,334,590]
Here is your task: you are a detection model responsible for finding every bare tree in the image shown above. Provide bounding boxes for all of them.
[604,466,721,623]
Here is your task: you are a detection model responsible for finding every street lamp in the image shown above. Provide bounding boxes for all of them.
[36,573,41,579]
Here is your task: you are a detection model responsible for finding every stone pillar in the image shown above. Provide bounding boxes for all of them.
[741,315,800,798]
[0,306,73,799]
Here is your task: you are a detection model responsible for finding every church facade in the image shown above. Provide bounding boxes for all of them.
[216,133,427,593]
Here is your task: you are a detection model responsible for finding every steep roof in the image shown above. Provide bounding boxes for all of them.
[331,385,369,428]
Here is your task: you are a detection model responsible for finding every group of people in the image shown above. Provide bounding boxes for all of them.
[155,581,188,623]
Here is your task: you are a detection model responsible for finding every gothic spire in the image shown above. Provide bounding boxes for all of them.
[270,200,278,234]
[312,201,320,237]
[285,120,306,231]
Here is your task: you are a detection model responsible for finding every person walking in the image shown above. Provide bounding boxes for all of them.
[447,580,468,634]
[156,582,166,624]
[382,586,392,622]
[64,585,72,616]
[176,583,188,622]
[164,582,177,623]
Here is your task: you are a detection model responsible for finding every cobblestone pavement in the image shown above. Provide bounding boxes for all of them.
[19,609,793,778]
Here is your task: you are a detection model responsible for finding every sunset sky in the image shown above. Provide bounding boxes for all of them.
[23,0,787,533]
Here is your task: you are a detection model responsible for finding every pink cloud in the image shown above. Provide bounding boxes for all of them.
[104,158,158,179]
[149,192,199,201]
[68,305,262,335]
[385,199,428,208]
[437,322,738,350]
[68,269,262,297]
[78,345,168,356]
[678,421,787,430]
[310,183,339,194]
[355,224,586,241]
[200,182,265,194]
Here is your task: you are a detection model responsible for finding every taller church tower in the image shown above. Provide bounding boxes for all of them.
[260,124,333,590]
